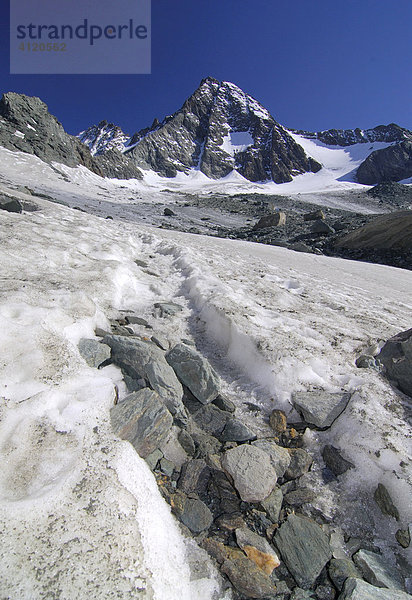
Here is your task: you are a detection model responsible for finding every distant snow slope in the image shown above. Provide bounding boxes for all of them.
[1,146,403,220]
[0,150,411,597]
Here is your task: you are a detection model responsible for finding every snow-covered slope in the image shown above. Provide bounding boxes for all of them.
[0,151,411,597]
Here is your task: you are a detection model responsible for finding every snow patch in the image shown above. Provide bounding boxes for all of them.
[221,131,254,156]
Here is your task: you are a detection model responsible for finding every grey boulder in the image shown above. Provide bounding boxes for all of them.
[338,577,411,600]
[0,195,22,213]
[220,418,256,442]
[103,334,185,418]
[166,343,220,404]
[110,389,173,458]
[221,444,277,503]
[252,439,291,478]
[275,513,332,589]
[322,445,354,477]
[378,328,412,398]
[292,390,351,429]
[353,549,405,591]
[78,338,111,368]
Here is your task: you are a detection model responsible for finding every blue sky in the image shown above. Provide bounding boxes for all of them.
[1,0,411,136]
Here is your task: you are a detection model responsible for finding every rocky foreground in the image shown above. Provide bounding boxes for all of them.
[78,307,412,600]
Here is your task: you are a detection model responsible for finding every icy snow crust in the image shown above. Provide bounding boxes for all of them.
[0,149,411,595]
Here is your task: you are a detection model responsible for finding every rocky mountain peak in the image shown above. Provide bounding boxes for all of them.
[78,120,130,156]
[123,77,321,182]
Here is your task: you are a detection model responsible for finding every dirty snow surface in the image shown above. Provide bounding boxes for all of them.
[0,153,411,598]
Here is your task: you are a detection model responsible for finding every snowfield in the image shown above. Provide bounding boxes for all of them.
[0,152,411,598]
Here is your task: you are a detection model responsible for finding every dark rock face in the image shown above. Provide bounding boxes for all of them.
[0,92,142,180]
[356,141,412,184]
[123,77,321,183]
[93,148,143,180]
[292,123,411,147]
[0,92,102,175]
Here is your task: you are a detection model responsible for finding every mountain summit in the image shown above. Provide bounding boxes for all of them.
[120,77,322,182]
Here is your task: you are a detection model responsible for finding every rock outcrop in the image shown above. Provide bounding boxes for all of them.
[356,141,412,184]
[0,92,142,180]
[292,123,411,147]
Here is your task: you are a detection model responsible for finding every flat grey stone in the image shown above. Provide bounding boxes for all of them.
[166,343,220,404]
[353,549,405,591]
[145,448,163,471]
[125,315,152,328]
[338,577,411,599]
[221,444,277,503]
[260,486,283,523]
[178,459,210,495]
[396,528,410,548]
[103,334,185,418]
[0,196,22,213]
[171,491,213,534]
[304,209,325,222]
[110,389,173,458]
[213,394,236,413]
[275,513,332,589]
[253,211,286,230]
[177,429,195,457]
[284,448,313,480]
[311,219,335,234]
[151,335,169,351]
[78,338,111,368]
[192,404,229,436]
[159,458,175,477]
[293,390,351,429]
[284,488,315,507]
[373,483,400,520]
[322,445,354,476]
[252,439,291,478]
[329,558,362,591]
[154,301,183,317]
[290,589,316,599]
[220,418,256,442]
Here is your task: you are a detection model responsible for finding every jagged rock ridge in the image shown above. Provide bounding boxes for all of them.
[78,120,130,156]
[291,123,412,147]
[0,93,142,180]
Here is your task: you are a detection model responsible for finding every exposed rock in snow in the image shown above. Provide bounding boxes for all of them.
[377,328,412,397]
[356,141,412,184]
[78,120,130,155]
[292,390,351,429]
[166,342,220,404]
[110,388,173,458]
[275,513,332,588]
[221,444,278,502]
[291,123,411,147]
